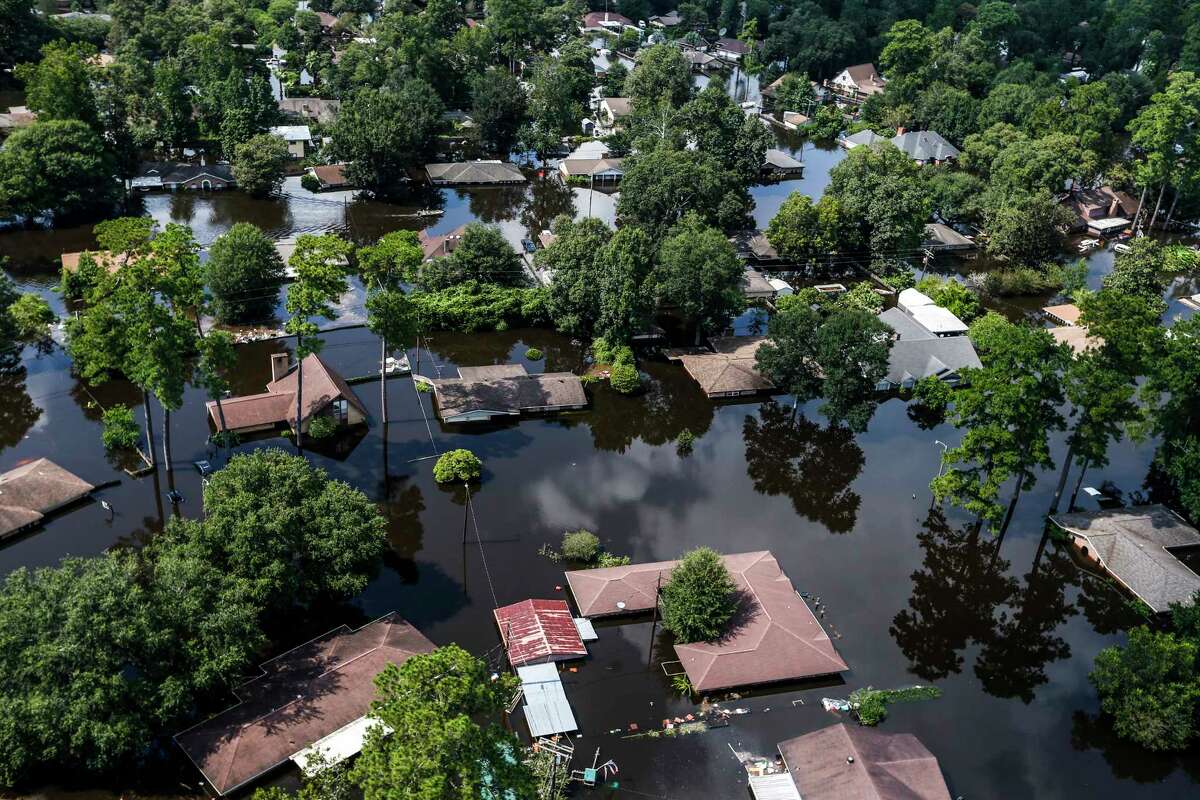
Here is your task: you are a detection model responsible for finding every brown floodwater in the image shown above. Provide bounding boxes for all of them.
[0,140,1198,799]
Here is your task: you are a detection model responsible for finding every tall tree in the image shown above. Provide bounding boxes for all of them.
[0,120,118,221]
[232,133,290,198]
[596,226,656,345]
[624,44,692,107]
[206,223,286,323]
[365,291,418,426]
[469,66,527,155]
[653,212,745,343]
[540,216,612,338]
[1141,315,1200,521]
[284,234,352,453]
[932,316,1068,524]
[15,41,99,130]
[195,330,238,455]
[826,142,931,259]
[350,645,534,800]
[330,82,445,195]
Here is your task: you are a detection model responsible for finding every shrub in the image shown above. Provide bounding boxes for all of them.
[612,345,635,366]
[525,347,543,360]
[101,404,141,450]
[9,293,55,339]
[610,362,640,394]
[676,428,696,455]
[660,547,738,643]
[912,375,952,414]
[592,337,614,364]
[561,530,600,561]
[433,449,482,484]
[836,281,883,314]
[409,282,550,332]
[917,276,981,322]
[307,415,339,440]
[596,552,631,567]
[982,265,1063,297]
[300,172,322,192]
[59,251,107,301]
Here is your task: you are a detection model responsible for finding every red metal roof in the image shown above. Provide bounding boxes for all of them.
[494,599,588,667]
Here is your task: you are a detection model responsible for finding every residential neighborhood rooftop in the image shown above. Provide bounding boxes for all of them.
[494,599,588,666]
[425,161,527,185]
[0,459,94,539]
[424,364,587,423]
[675,336,775,398]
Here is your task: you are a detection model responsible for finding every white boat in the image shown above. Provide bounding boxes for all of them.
[1113,242,1132,254]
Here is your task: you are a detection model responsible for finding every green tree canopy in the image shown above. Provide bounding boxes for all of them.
[624,44,692,107]
[542,216,612,337]
[232,132,290,198]
[470,66,527,155]
[660,547,739,643]
[0,119,118,221]
[653,212,745,342]
[433,448,482,483]
[206,223,286,323]
[331,82,445,195]
[826,142,930,259]
[15,40,99,130]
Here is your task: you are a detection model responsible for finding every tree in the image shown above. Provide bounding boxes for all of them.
[766,192,841,263]
[1126,72,1200,230]
[541,216,612,337]
[772,73,815,114]
[331,82,445,194]
[15,41,99,130]
[826,142,930,259]
[198,448,387,613]
[358,230,423,289]
[351,645,533,800]
[932,317,1068,523]
[470,67,527,155]
[524,39,594,149]
[285,234,352,452]
[602,61,628,98]
[7,294,55,341]
[206,223,286,323]
[624,44,692,107]
[813,309,892,431]
[653,213,745,343]
[440,224,524,287]
[916,276,981,322]
[596,226,655,345]
[433,449,482,483]
[0,120,117,221]
[195,330,238,449]
[660,547,739,643]
[366,290,418,425]
[1141,315,1200,521]
[151,58,197,151]
[212,69,277,157]
[617,148,749,236]
[983,190,1073,265]
[1089,626,1200,752]
[756,304,823,408]
[1103,237,1166,304]
[233,133,290,198]
[672,86,774,184]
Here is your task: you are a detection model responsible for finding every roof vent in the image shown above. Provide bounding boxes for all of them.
[847,756,855,764]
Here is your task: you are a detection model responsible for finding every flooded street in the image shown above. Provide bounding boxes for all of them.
[0,128,1198,798]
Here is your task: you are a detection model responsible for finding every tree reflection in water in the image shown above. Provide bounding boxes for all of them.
[742,401,864,533]
[463,185,528,223]
[890,509,1018,680]
[520,175,576,234]
[584,361,714,453]
[0,366,42,454]
[974,534,1078,703]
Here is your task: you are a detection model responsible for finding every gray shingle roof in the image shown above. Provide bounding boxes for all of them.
[877,308,981,387]
[1051,505,1200,613]
[430,365,587,421]
[424,161,527,185]
[891,131,960,162]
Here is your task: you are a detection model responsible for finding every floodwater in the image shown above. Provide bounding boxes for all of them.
[1,121,1199,798]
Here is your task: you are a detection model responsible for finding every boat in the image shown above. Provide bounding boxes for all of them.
[1113,242,1132,254]
[416,209,443,217]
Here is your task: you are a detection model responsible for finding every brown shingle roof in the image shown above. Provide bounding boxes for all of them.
[1051,505,1200,613]
[778,723,952,800]
[206,353,366,431]
[678,337,774,397]
[310,164,349,189]
[843,63,885,94]
[429,366,587,421]
[60,250,139,273]
[673,551,848,691]
[0,459,93,538]
[418,224,468,260]
[176,613,435,795]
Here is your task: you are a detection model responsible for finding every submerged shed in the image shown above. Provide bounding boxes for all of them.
[494,599,589,667]
[516,662,578,738]
[0,458,94,539]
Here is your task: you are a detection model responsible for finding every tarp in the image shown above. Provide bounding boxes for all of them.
[290,715,392,774]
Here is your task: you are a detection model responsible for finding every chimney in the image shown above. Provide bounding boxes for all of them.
[270,352,291,383]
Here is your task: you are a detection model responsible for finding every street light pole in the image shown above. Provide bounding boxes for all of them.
[933,440,948,478]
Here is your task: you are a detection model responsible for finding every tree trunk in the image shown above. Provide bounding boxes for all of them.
[380,335,388,425]
[1050,440,1076,514]
[295,338,305,454]
[996,481,1023,544]
[1150,182,1167,231]
[161,405,173,480]
[1165,189,1180,229]
[1134,184,1148,230]
[143,392,158,468]
[1068,457,1091,512]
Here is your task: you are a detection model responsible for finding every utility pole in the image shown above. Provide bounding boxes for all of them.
[646,571,662,666]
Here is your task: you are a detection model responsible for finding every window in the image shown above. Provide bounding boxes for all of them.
[332,398,348,424]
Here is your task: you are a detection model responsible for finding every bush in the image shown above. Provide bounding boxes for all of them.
[596,552,631,567]
[433,449,482,484]
[592,337,614,364]
[981,265,1063,297]
[206,223,286,323]
[837,281,884,314]
[561,530,600,561]
[610,362,640,394]
[101,404,141,450]
[912,375,952,413]
[300,172,322,192]
[9,293,55,339]
[660,547,738,643]
[613,345,635,366]
[916,276,981,322]
[676,428,696,454]
[409,282,549,332]
[59,250,107,301]
[307,415,338,440]
[525,347,543,360]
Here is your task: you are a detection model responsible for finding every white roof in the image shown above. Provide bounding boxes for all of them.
[898,288,934,308]
[290,715,391,774]
[517,663,578,738]
[574,617,598,641]
[270,125,313,141]
[1088,217,1131,232]
[749,773,801,800]
[768,278,793,294]
[909,304,969,335]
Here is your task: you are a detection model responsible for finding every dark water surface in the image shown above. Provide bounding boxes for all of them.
[1,135,1198,798]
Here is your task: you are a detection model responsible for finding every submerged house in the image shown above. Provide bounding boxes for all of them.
[1062,186,1137,235]
[0,459,95,540]
[761,149,805,178]
[566,551,848,692]
[175,613,435,795]
[826,63,886,103]
[207,353,367,436]
[1051,505,1200,613]
[418,224,468,261]
[494,599,588,667]
[558,157,625,183]
[307,163,351,191]
[923,223,975,253]
[751,723,952,800]
[1043,303,1103,356]
[674,337,776,399]
[421,364,587,423]
[131,162,235,191]
[424,160,526,185]
[891,130,960,164]
[876,300,981,391]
